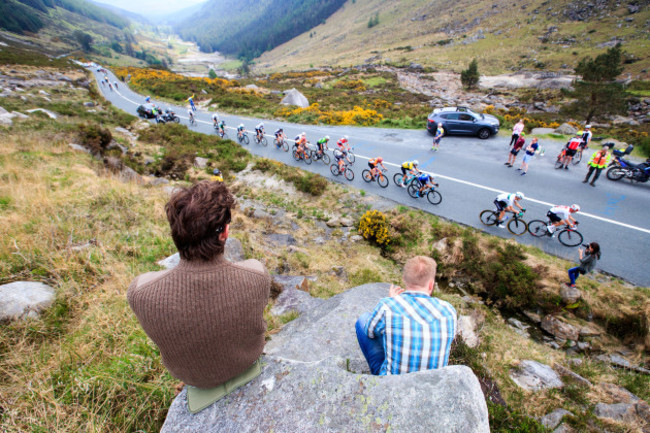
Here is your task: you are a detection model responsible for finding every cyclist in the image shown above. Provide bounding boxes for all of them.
[211,168,223,182]
[293,132,308,159]
[218,119,226,136]
[493,192,525,228]
[432,123,444,151]
[274,128,286,148]
[255,123,265,141]
[108,82,113,91]
[114,81,119,90]
[334,147,352,172]
[316,136,330,157]
[580,125,592,150]
[398,160,420,187]
[188,109,195,125]
[188,94,196,111]
[211,113,219,128]
[368,157,387,179]
[416,172,439,197]
[546,204,580,236]
[145,96,151,103]
[237,123,246,139]
[337,135,350,151]
[558,133,582,169]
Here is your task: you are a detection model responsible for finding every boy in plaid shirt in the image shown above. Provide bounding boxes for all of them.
[355,256,457,375]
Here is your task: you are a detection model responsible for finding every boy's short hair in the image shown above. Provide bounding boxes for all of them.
[165,181,235,261]
[403,256,437,288]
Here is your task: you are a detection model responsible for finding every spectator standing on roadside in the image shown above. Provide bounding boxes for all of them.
[509,119,525,147]
[566,242,600,288]
[583,146,611,186]
[505,132,526,167]
[518,137,539,175]
[127,181,271,413]
[355,256,457,375]
[581,125,593,149]
[432,123,444,151]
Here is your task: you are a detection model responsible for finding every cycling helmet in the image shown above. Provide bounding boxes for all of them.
[515,192,525,200]
[576,131,584,136]
[585,124,591,129]
[301,132,306,136]
[376,157,383,163]
[413,159,419,167]
[570,204,580,212]
[259,123,264,127]
[325,135,330,140]
[239,123,244,127]
[520,132,526,137]
[344,135,349,140]
[213,169,221,175]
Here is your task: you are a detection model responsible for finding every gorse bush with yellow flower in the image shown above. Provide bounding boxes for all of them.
[275,103,383,126]
[358,210,391,247]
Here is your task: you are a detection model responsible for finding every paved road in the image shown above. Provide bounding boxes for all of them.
[94,69,650,287]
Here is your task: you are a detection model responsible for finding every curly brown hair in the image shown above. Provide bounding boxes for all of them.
[165,181,235,261]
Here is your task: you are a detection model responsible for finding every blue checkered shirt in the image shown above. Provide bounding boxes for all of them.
[364,292,457,375]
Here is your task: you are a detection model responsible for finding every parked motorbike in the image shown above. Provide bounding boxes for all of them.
[606,156,650,183]
[607,143,634,166]
[161,109,180,123]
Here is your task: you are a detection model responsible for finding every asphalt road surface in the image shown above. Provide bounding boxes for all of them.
[93,69,650,287]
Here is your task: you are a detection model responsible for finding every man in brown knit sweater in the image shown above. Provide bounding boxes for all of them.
[128,181,271,412]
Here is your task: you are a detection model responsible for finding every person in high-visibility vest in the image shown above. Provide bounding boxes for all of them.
[583,147,611,186]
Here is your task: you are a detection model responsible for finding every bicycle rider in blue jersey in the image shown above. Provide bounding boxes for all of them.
[399,159,420,187]
[416,172,438,196]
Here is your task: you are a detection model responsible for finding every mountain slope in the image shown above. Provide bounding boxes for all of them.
[255,0,650,78]
[174,0,347,58]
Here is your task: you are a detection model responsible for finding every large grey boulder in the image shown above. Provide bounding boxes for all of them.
[555,123,577,135]
[157,238,246,269]
[270,275,323,317]
[541,315,580,341]
[281,88,310,108]
[162,283,489,432]
[0,282,56,321]
[26,108,58,119]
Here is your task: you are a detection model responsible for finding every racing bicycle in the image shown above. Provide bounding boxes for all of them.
[407,183,442,205]
[479,209,528,235]
[527,219,583,247]
[330,161,354,181]
[361,168,389,188]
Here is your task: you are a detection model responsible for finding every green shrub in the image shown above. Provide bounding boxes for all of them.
[78,123,112,154]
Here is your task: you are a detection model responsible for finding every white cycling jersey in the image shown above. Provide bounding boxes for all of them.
[496,193,515,208]
[212,114,219,121]
[256,123,264,130]
[550,205,570,220]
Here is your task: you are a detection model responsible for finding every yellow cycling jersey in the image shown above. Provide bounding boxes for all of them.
[211,175,223,182]
[402,161,414,170]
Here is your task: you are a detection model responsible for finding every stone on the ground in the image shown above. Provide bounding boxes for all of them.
[0,282,56,321]
[596,354,650,374]
[11,111,28,119]
[83,102,94,107]
[349,235,363,242]
[560,285,582,304]
[69,143,90,153]
[540,408,572,430]
[157,238,246,270]
[193,157,208,169]
[458,314,481,348]
[541,315,580,341]
[265,233,296,247]
[339,217,354,227]
[531,127,555,135]
[326,218,341,227]
[0,114,14,126]
[523,310,542,323]
[162,283,488,432]
[510,360,564,391]
[553,364,592,387]
[270,276,323,317]
[280,88,309,108]
[555,123,577,135]
[594,403,637,423]
[599,382,640,403]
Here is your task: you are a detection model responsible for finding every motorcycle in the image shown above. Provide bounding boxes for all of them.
[606,156,650,183]
[607,143,634,167]
[160,109,180,123]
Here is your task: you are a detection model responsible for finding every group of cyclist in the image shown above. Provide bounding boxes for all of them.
[556,125,593,169]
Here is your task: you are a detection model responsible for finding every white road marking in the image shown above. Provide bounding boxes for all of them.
[104,74,650,235]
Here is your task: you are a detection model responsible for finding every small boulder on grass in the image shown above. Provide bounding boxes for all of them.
[0,282,56,321]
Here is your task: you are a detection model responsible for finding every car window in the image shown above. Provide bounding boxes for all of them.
[445,113,459,120]
[459,113,473,121]
[439,113,448,119]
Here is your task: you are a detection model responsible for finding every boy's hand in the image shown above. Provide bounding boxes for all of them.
[389,284,405,298]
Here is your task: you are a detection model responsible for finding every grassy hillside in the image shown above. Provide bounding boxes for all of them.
[255,0,650,78]
[175,0,347,58]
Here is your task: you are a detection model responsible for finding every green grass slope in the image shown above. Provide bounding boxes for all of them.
[255,0,650,77]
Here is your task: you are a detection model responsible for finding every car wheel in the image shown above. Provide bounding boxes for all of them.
[477,128,491,140]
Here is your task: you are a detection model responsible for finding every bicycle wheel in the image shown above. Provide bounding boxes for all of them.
[362,170,373,182]
[344,168,354,181]
[407,183,419,198]
[322,153,330,165]
[554,155,564,169]
[558,229,583,247]
[261,137,268,147]
[479,210,499,226]
[330,164,340,176]
[173,116,180,124]
[377,173,389,188]
[393,173,404,186]
[528,220,548,237]
[572,150,582,165]
[273,138,280,147]
[282,141,289,152]
[427,190,442,205]
[221,132,228,140]
[304,152,312,165]
[292,149,301,161]
[507,218,527,236]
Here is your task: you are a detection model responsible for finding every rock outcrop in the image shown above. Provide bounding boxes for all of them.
[0,282,56,321]
[281,88,309,108]
[162,283,490,432]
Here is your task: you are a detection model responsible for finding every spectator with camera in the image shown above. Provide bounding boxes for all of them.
[566,242,601,288]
